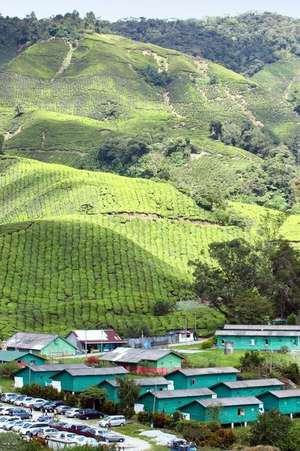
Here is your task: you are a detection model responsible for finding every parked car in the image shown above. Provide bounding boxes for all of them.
[29,398,47,410]
[0,417,9,428]
[99,415,126,427]
[74,435,99,447]
[99,431,125,443]
[21,397,35,408]
[2,417,22,430]
[48,421,68,431]
[69,424,88,434]
[76,408,103,420]
[65,408,81,418]
[11,420,26,432]
[42,400,65,412]
[16,421,34,434]
[1,393,18,403]
[13,395,27,406]
[55,405,70,414]
[80,426,108,440]
[0,406,13,415]
[38,427,60,439]
[49,431,79,443]
[26,426,58,438]
[19,422,49,435]
[6,408,31,419]
[36,415,53,422]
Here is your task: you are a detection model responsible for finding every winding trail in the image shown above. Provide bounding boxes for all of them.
[52,40,78,81]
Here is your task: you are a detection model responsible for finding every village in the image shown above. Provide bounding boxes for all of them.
[1,324,300,449]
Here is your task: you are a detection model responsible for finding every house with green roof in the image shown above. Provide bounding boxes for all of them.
[259,390,300,418]
[99,377,170,403]
[139,388,215,414]
[51,367,128,393]
[6,332,77,357]
[0,350,46,366]
[13,364,88,388]
[212,378,284,398]
[166,367,239,390]
[179,397,263,427]
[215,328,300,351]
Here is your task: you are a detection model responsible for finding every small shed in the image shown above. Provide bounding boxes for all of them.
[212,378,284,398]
[66,329,126,353]
[139,388,215,414]
[99,377,170,403]
[51,366,128,393]
[180,397,263,426]
[259,389,300,418]
[215,329,300,351]
[6,332,78,357]
[0,350,46,366]
[166,367,239,390]
[101,347,184,375]
[14,363,88,388]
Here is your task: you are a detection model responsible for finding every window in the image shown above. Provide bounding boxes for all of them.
[238,408,245,416]
[265,339,269,345]
[250,339,255,346]
[192,379,195,385]
[221,339,225,345]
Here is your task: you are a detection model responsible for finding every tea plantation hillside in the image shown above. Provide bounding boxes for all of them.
[1,33,299,204]
[2,155,284,338]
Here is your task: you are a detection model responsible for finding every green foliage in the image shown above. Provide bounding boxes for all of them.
[176,420,236,448]
[117,378,139,414]
[153,300,174,316]
[112,13,300,76]
[140,65,173,87]
[97,135,150,173]
[79,386,106,409]
[0,362,19,377]
[287,313,297,325]
[240,351,266,374]
[250,410,292,450]
[192,237,300,320]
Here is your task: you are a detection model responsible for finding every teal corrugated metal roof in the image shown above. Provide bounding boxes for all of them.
[0,350,32,362]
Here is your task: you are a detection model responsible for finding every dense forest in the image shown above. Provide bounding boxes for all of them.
[1,11,300,74]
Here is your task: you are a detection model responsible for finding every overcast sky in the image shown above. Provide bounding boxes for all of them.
[1,0,300,20]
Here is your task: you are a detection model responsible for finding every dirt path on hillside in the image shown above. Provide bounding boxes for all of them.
[3,126,23,141]
[52,40,78,81]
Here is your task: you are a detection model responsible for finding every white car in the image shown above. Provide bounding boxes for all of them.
[74,435,99,446]
[65,408,81,418]
[31,399,47,409]
[51,432,79,443]
[26,426,57,438]
[14,421,33,433]
[0,406,12,415]
[2,417,21,430]
[11,420,26,432]
[2,393,18,403]
[0,416,9,428]
[99,415,126,427]
[13,395,27,406]
[22,397,35,408]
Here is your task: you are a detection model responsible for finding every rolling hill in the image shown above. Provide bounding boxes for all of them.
[0,27,299,339]
[0,33,299,207]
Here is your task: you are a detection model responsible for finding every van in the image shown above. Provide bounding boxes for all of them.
[99,415,126,427]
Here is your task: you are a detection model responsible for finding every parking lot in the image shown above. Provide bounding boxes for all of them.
[0,393,152,450]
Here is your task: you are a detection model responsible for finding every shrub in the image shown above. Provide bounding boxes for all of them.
[200,337,216,349]
[250,410,291,450]
[137,411,152,425]
[153,300,174,316]
[0,362,19,377]
[85,355,100,366]
[152,412,172,428]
